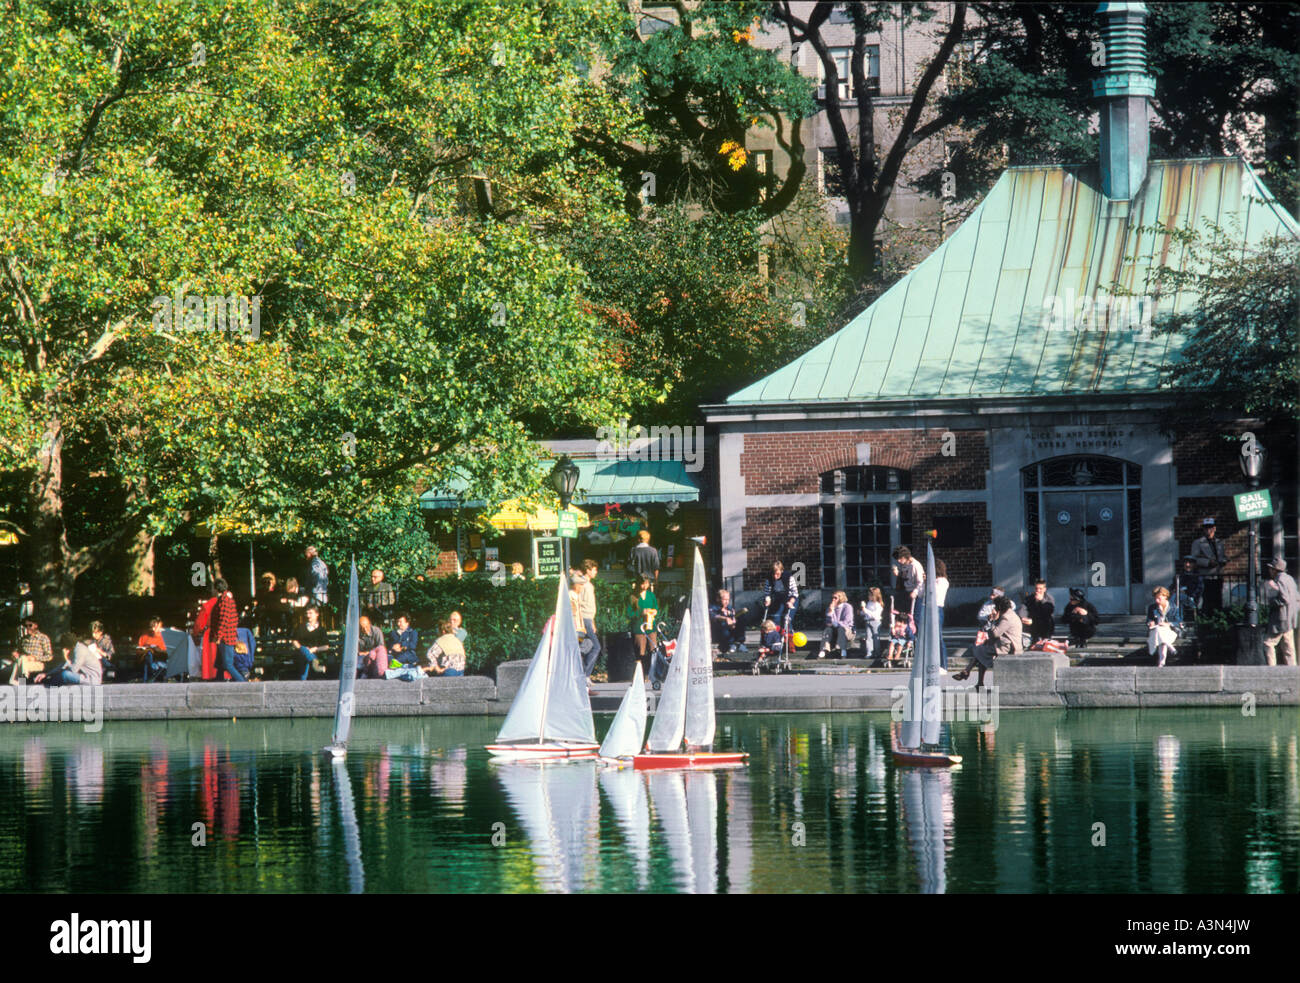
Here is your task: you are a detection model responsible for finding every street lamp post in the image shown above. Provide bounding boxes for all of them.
[1238,437,1266,663]
[549,455,580,577]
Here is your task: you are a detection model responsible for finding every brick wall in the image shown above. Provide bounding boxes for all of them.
[1172,430,1251,485]
[1176,497,1249,576]
[909,502,992,587]
[739,428,988,495]
[740,506,821,589]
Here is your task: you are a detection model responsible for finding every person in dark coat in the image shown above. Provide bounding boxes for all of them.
[1019,580,1056,644]
[1063,588,1099,648]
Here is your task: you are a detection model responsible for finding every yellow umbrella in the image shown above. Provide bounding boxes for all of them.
[485,499,591,532]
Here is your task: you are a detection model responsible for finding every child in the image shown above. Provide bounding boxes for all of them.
[859,588,883,660]
[757,619,783,666]
[888,611,916,665]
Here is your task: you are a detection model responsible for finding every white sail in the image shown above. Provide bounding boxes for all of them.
[900,542,941,750]
[647,770,693,891]
[599,670,647,758]
[599,767,650,890]
[494,616,554,743]
[683,546,715,749]
[645,609,691,752]
[494,574,596,746]
[685,770,718,894]
[921,542,942,747]
[543,573,597,745]
[330,560,361,749]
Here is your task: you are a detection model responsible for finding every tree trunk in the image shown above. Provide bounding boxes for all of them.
[208,533,223,583]
[26,417,75,640]
[847,203,876,282]
[126,529,156,595]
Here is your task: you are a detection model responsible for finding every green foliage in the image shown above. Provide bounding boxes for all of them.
[924,3,1300,212]
[1146,226,1299,426]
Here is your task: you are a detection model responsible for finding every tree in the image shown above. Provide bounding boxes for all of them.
[765,1,968,283]
[0,0,640,636]
[919,3,1300,215]
[581,0,817,217]
[1146,226,1299,428]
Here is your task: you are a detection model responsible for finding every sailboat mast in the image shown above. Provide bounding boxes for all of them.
[537,576,562,743]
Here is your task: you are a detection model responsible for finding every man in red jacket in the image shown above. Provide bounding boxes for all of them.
[212,579,248,682]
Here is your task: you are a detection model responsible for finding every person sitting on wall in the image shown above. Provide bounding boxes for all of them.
[953,595,1022,690]
[136,616,169,681]
[290,605,331,679]
[424,620,466,677]
[859,587,884,660]
[9,617,54,683]
[356,615,388,679]
[710,589,747,656]
[34,631,103,686]
[387,612,420,668]
[1019,580,1056,644]
[1147,586,1182,668]
[1063,588,1099,649]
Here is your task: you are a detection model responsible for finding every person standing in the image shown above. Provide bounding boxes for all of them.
[891,547,924,618]
[192,590,220,680]
[362,568,397,625]
[762,560,799,626]
[304,545,330,623]
[1020,580,1056,645]
[859,587,884,661]
[821,590,855,659]
[1063,588,1099,648]
[1147,586,1181,668]
[448,610,467,644]
[627,530,661,585]
[1191,518,1226,614]
[212,579,247,682]
[625,576,659,683]
[1260,558,1299,667]
[572,560,601,676]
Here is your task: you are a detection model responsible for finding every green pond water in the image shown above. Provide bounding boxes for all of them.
[0,709,1296,893]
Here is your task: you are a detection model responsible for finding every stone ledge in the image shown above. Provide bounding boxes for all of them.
[1056,667,1137,693]
[1220,666,1300,694]
[1134,666,1225,692]
[1137,692,1242,708]
[1060,692,1141,708]
[186,684,268,709]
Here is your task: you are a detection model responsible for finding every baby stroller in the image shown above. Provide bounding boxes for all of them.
[749,614,793,675]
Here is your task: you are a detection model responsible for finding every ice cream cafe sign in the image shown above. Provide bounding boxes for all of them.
[1233,489,1273,522]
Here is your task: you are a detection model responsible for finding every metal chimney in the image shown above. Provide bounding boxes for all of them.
[1092,3,1156,200]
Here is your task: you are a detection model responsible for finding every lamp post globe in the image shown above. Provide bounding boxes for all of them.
[549,455,580,573]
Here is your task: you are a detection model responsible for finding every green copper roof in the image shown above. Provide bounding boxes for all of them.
[727,158,1298,405]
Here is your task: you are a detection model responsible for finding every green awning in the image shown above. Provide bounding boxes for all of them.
[419,458,700,510]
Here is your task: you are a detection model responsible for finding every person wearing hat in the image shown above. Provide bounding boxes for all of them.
[1260,558,1299,666]
[1063,588,1099,648]
[1191,518,1226,613]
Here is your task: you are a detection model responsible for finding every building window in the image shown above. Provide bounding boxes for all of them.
[820,147,849,197]
[820,466,912,590]
[639,14,672,36]
[819,46,880,102]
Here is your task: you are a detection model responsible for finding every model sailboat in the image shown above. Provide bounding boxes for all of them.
[892,540,962,767]
[599,666,646,763]
[487,573,600,759]
[324,558,361,759]
[632,546,748,771]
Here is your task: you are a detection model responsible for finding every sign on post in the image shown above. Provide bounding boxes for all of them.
[533,537,563,578]
[1233,489,1273,522]
[556,511,579,539]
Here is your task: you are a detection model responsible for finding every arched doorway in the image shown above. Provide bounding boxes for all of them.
[1022,456,1142,614]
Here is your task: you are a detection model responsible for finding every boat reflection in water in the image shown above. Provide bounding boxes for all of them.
[494,759,601,893]
[331,759,365,894]
[900,767,954,894]
[598,766,651,890]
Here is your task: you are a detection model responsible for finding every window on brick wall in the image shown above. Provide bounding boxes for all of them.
[820,466,912,590]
